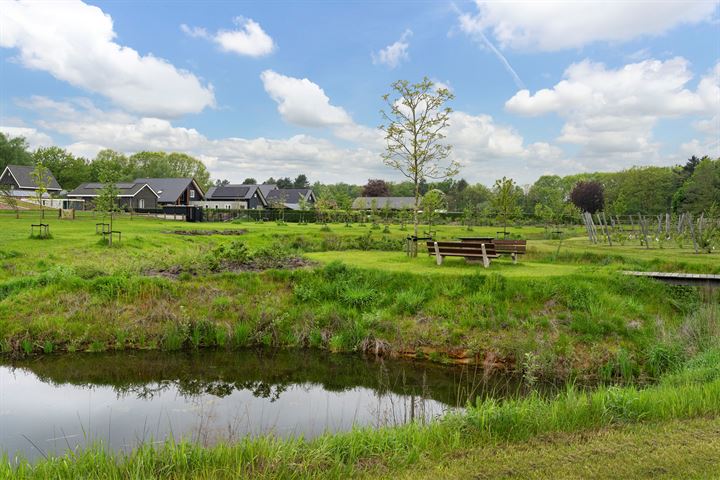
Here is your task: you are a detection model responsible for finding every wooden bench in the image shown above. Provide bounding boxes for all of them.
[30,223,50,238]
[493,239,527,264]
[426,241,499,268]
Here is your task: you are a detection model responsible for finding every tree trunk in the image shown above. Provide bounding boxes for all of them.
[413,176,419,239]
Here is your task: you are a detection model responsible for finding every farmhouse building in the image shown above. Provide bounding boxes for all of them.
[200,184,269,210]
[67,182,159,210]
[134,178,205,206]
[0,164,63,206]
[265,188,316,210]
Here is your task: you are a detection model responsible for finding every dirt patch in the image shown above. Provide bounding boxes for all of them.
[145,256,314,279]
[166,229,247,236]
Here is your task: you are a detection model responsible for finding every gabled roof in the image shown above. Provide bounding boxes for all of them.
[134,178,203,203]
[352,197,416,209]
[67,182,158,198]
[205,184,269,205]
[258,184,278,198]
[1,164,62,190]
[206,184,254,200]
[266,188,315,205]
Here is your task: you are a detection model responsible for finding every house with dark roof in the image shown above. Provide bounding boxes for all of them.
[0,164,62,194]
[134,178,204,205]
[352,197,416,210]
[266,188,316,210]
[66,182,159,210]
[199,184,268,210]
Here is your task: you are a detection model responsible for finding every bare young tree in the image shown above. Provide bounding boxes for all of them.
[380,78,458,238]
[0,183,20,218]
[31,162,52,219]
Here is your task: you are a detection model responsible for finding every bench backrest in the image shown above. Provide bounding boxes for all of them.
[426,241,497,256]
[493,239,527,253]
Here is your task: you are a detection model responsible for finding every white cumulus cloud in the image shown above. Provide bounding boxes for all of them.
[260,70,353,127]
[181,17,275,57]
[0,125,53,149]
[505,58,720,165]
[372,30,412,69]
[0,0,215,117]
[459,0,718,51]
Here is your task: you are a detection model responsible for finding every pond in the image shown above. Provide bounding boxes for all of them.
[1,349,537,461]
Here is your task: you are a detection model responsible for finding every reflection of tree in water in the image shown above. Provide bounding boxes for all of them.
[116,379,290,402]
[7,350,557,407]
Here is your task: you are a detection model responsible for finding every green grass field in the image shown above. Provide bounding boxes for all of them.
[1,211,719,478]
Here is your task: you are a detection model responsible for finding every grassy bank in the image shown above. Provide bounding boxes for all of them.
[4,349,719,479]
[1,214,718,380]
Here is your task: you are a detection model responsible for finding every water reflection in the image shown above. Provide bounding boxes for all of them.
[0,349,538,461]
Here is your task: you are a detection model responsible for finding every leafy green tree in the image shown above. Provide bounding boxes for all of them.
[362,179,390,197]
[293,174,309,188]
[570,180,604,214]
[380,77,458,237]
[674,158,720,214]
[33,146,90,190]
[608,166,677,214]
[130,152,212,190]
[90,150,134,182]
[242,178,257,185]
[492,177,522,236]
[0,133,33,170]
[276,177,293,189]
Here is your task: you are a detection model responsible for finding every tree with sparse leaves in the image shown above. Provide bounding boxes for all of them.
[31,162,52,219]
[380,77,458,237]
[95,168,121,246]
[421,189,446,233]
[492,177,523,237]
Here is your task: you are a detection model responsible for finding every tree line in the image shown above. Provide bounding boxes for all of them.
[2,132,717,219]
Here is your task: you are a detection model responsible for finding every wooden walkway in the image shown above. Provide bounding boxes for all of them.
[623,271,720,287]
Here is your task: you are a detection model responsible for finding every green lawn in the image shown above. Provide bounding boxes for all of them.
[389,417,720,480]
[307,250,584,277]
[1,212,719,478]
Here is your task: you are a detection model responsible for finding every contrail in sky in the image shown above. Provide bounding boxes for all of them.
[477,30,526,91]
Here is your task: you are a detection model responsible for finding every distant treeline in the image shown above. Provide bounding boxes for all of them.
[312,156,719,217]
[1,133,717,215]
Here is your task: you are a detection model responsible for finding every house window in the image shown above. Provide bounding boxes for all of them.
[225,204,231,209]
[190,190,195,199]
[138,199,145,209]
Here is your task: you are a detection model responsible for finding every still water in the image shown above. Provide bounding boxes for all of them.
[0,349,529,460]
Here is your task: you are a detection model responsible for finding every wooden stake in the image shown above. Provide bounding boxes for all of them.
[688,213,699,253]
[601,212,613,246]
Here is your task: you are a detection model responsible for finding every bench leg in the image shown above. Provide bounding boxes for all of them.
[433,242,442,265]
[481,243,490,268]
[512,252,517,264]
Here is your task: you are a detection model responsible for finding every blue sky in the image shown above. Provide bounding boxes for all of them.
[1,0,718,185]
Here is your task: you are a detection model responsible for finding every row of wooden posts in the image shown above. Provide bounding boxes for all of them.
[580,211,713,253]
